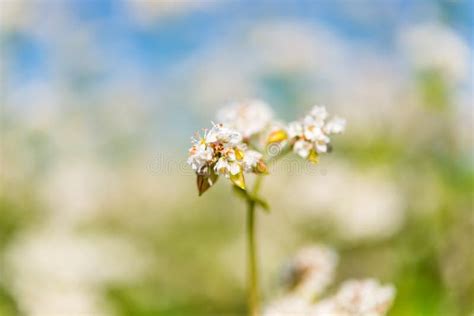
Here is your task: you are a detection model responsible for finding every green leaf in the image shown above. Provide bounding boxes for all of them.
[209,169,218,185]
[308,150,319,164]
[232,186,270,213]
[232,185,248,198]
[230,172,246,190]
[253,197,270,212]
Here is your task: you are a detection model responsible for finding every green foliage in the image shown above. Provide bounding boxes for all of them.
[0,286,21,316]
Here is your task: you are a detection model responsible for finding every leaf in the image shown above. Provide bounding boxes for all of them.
[232,185,248,199]
[230,172,246,190]
[209,169,218,185]
[253,197,270,212]
[267,129,288,143]
[197,172,219,196]
[197,175,210,196]
[232,186,270,213]
[235,148,244,161]
[308,150,319,164]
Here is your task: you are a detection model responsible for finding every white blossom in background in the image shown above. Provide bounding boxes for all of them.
[334,174,404,241]
[273,163,404,242]
[284,245,339,299]
[287,106,346,162]
[217,99,274,138]
[264,246,396,316]
[39,161,107,227]
[399,23,470,83]
[5,228,149,316]
[263,295,310,316]
[312,279,396,316]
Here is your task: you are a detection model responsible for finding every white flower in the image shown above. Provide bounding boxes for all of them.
[287,121,303,139]
[293,139,313,159]
[215,157,241,177]
[263,295,310,316]
[263,246,396,316]
[303,122,329,143]
[283,279,395,316]
[188,123,246,177]
[288,106,346,161]
[217,99,274,138]
[309,299,339,316]
[5,228,148,316]
[286,245,339,299]
[187,144,214,175]
[310,105,328,122]
[205,122,243,145]
[333,279,396,316]
[324,117,347,134]
[285,164,404,241]
[188,122,268,192]
[243,150,263,172]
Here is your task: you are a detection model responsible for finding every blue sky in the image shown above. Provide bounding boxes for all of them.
[4,0,472,89]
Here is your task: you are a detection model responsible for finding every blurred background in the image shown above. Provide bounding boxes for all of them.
[0,0,473,315]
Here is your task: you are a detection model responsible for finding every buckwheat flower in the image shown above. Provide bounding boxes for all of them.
[187,143,214,175]
[188,122,267,195]
[188,101,347,315]
[263,295,311,316]
[215,157,241,177]
[293,139,313,159]
[309,105,328,122]
[309,299,339,316]
[217,99,274,139]
[243,150,266,173]
[332,279,396,316]
[264,247,396,316]
[287,121,304,139]
[205,122,243,145]
[287,106,346,163]
[324,117,347,134]
[284,245,339,300]
[5,229,148,316]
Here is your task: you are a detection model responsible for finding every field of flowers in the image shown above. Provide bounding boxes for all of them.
[0,1,472,316]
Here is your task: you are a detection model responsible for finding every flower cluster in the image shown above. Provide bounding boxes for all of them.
[286,105,346,163]
[188,100,345,195]
[264,246,396,316]
[327,279,396,316]
[187,122,266,194]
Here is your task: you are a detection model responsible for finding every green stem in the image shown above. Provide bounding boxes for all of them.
[244,146,285,315]
[246,175,263,316]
